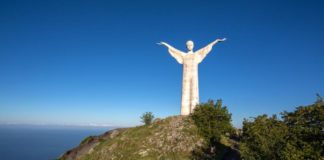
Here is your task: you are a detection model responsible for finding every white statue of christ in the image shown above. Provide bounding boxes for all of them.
[158,38,226,115]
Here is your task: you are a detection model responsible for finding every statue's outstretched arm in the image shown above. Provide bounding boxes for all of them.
[195,38,226,63]
[158,42,185,64]
[210,38,226,46]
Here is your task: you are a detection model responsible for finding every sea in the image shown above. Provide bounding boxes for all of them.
[0,124,115,160]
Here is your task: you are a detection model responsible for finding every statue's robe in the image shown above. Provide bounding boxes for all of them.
[167,44,213,115]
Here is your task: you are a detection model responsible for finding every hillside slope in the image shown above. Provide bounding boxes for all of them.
[60,116,205,160]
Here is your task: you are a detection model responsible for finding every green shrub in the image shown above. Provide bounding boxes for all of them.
[191,99,233,144]
[240,115,288,160]
[140,112,154,125]
[279,95,324,159]
[240,95,324,160]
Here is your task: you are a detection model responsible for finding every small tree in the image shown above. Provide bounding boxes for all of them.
[191,99,233,147]
[141,112,154,125]
[190,99,233,159]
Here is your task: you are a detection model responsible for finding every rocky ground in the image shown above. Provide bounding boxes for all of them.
[59,116,240,160]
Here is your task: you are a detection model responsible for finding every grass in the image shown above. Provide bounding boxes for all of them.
[77,116,203,160]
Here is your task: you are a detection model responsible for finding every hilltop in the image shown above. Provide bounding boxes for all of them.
[60,116,238,160]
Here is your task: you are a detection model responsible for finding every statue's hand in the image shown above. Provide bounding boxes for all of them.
[157,42,166,46]
[217,38,226,42]
[211,38,226,46]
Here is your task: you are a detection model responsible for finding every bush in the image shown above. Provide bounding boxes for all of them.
[190,99,234,159]
[140,112,154,125]
[191,99,233,149]
[240,115,288,160]
[279,95,324,159]
[240,95,324,160]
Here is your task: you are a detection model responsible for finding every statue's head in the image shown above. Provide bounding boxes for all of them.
[186,40,194,51]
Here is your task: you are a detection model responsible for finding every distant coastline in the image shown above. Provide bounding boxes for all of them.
[0,125,114,160]
[0,123,121,128]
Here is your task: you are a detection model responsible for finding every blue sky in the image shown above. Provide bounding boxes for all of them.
[0,0,323,127]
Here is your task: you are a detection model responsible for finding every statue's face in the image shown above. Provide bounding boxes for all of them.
[186,40,194,51]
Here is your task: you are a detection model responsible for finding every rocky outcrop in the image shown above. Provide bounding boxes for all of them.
[60,128,128,160]
[59,116,204,160]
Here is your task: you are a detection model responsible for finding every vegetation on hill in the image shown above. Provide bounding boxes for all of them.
[240,95,324,160]
[191,99,233,142]
[61,116,205,160]
[60,96,324,160]
[191,99,237,159]
[140,112,154,125]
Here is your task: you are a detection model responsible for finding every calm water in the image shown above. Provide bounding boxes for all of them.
[0,125,114,160]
